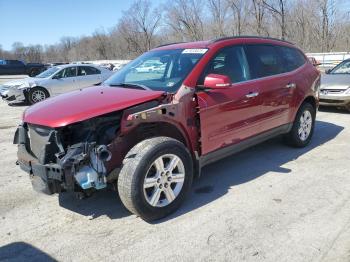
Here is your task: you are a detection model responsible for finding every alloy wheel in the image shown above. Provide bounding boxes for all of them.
[298,110,312,141]
[31,90,46,103]
[143,154,185,207]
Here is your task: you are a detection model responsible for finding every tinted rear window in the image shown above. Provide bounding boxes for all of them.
[244,45,284,79]
[276,46,306,72]
[78,66,101,76]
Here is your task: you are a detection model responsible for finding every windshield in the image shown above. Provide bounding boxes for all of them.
[35,66,60,78]
[330,60,350,74]
[104,49,207,92]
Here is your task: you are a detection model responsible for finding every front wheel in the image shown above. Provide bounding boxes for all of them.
[28,87,49,104]
[284,102,316,147]
[118,137,193,221]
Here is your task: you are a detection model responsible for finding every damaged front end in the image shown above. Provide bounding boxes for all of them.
[14,112,121,195]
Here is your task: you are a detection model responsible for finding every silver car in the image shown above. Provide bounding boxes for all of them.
[0,64,113,104]
[320,59,350,111]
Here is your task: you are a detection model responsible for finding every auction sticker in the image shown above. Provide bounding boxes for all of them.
[182,49,208,54]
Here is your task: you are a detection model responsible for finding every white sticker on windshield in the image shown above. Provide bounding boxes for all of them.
[182,49,208,54]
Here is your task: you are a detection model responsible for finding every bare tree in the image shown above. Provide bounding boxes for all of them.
[227,0,246,35]
[165,0,206,41]
[251,0,267,36]
[262,0,288,39]
[207,0,230,37]
[118,0,161,55]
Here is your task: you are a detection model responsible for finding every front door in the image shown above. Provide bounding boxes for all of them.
[49,66,78,95]
[196,45,262,155]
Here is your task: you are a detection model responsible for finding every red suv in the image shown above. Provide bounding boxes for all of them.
[14,37,320,221]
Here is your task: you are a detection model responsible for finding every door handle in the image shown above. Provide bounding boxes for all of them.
[245,92,259,98]
[286,83,296,89]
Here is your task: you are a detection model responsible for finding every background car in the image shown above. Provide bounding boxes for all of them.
[0,59,47,76]
[0,64,113,104]
[320,59,350,111]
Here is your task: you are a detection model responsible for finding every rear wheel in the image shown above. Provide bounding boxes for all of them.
[28,87,49,104]
[285,102,316,147]
[118,137,193,221]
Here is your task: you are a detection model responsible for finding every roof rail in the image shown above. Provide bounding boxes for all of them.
[156,42,187,48]
[210,36,294,45]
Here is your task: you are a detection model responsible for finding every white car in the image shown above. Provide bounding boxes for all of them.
[0,64,113,104]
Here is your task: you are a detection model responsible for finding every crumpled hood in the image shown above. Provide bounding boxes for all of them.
[23,85,165,128]
[1,77,43,88]
[321,74,350,90]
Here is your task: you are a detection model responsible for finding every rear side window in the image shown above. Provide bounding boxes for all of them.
[244,45,283,79]
[276,46,306,72]
[199,46,251,84]
[78,66,101,76]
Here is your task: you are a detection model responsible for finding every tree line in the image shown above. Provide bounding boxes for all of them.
[1,0,349,63]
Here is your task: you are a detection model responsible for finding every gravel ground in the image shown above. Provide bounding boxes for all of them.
[0,76,349,262]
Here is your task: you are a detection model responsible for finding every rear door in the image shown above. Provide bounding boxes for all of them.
[197,45,262,155]
[76,66,102,88]
[244,44,294,132]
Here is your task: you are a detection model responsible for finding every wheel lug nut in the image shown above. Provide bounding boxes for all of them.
[159,184,163,189]
[167,177,172,182]
[157,178,160,183]
[164,183,168,188]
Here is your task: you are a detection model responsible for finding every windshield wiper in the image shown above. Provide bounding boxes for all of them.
[108,83,149,90]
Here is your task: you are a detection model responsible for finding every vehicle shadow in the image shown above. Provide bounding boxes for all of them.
[0,242,57,262]
[58,120,343,221]
[58,188,129,220]
[154,120,344,223]
[8,101,29,107]
[319,106,349,114]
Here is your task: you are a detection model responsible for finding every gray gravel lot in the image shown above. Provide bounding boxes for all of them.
[0,76,349,262]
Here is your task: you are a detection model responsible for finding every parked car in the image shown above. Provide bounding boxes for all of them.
[0,59,47,76]
[319,59,350,111]
[0,64,113,104]
[308,56,321,67]
[14,37,320,221]
[99,63,115,71]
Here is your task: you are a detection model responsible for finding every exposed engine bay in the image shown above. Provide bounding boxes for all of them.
[14,111,121,195]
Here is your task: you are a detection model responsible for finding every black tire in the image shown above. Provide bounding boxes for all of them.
[118,137,193,221]
[285,102,316,147]
[28,87,49,104]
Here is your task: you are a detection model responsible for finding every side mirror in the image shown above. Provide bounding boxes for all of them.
[325,69,331,74]
[203,74,232,89]
[52,74,60,79]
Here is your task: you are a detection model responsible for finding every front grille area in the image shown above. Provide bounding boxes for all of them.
[320,99,345,104]
[27,124,57,163]
[321,89,346,94]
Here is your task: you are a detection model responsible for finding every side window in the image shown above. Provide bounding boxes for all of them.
[62,67,77,78]
[277,46,306,72]
[199,46,251,84]
[245,45,283,79]
[55,67,77,78]
[78,66,101,76]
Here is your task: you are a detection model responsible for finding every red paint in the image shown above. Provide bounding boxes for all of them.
[23,86,164,128]
[203,74,232,89]
[23,37,319,160]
